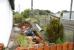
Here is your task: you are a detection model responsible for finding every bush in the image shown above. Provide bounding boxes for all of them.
[13,12,23,24]
[45,17,64,43]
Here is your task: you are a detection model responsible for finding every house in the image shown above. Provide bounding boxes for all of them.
[9,0,15,10]
[0,0,14,47]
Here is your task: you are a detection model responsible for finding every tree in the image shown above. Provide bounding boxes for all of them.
[45,17,64,43]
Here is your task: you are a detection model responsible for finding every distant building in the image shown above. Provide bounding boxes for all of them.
[56,11,74,20]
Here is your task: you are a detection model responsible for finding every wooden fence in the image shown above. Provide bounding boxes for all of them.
[16,42,74,50]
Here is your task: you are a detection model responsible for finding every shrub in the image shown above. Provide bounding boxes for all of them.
[15,34,29,47]
[45,17,64,43]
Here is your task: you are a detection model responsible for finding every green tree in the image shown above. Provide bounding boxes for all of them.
[45,17,64,43]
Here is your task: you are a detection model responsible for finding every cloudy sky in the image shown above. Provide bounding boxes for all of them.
[15,0,74,13]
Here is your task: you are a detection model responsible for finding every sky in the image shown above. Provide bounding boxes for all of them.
[15,0,74,13]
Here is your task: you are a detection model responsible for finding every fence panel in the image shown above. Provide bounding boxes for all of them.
[50,45,57,50]
[57,44,63,50]
[62,43,68,50]
[68,42,74,50]
[37,47,43,50]
[15,42,74,50]
[29,47,35,50]
[44,45,50,50]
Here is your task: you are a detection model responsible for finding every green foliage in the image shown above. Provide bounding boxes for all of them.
[13,9,52,24]
[45,17,64,43]
[16,34,28,47]
[55,38,64,44]
[38,10,51,15]
[21,9,31,18]
[13,12,23,23]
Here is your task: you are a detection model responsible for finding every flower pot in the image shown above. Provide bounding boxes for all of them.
[0,43,4,50]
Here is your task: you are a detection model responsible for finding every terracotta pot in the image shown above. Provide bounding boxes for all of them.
[34,36,42,44]
[0,43,4,50]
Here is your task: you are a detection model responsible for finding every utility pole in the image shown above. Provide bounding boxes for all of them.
[31,0,33,11]
[18,4,20,13]
[31,0,33,16]
[69,0,74,42]
[70,0,73,20]
[29,0,33,24]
